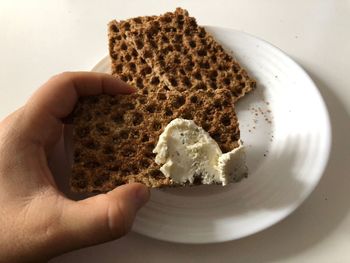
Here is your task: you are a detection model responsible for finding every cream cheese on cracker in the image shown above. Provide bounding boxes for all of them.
[153,118,247,185]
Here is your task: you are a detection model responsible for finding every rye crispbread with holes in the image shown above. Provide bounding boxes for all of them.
[108,17,165,94]
[71,8,255,192]
[71,89,240,192]
[124,8,256,101]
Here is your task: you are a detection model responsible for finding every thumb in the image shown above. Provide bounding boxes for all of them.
[54,183,150,253]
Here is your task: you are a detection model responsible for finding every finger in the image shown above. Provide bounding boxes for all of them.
[21,72,136,149]
[54,183,149,253]
[27,71,136,121]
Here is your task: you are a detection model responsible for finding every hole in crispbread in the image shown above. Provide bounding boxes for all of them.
[194,82,206,90]
[138,97,147,104]
[110,24,119,32]
[221,114,231,126]
[150,169,163,179]
[193,71,202,80]
[129,62,136,72]
[115,64,123,73]
[157,93,167,100]
[131,48,138,57]
[150,76,160,85]
[141,134,149,142]
[125,54,131,62]
[185,60,194,71]
[130,130,139,139]
[182,111,193,120]
[202,123,210,131]
[85,160,100,168]
[199,61,210,69]
[109,164,120,171]
[143,49,153,59]
[83,139,99,150]
[120,75,128,82]
[184,28,191,36]
[209,70,218,80]
[174,34,182,43]
[174,44,181,51]
[95,123,109,135]
[173,57,181,64]
[122,102,135,110]
[197,49,207,56]
[169,77,178,87]
[189,40,196,48]
[122,147,136,157]
[133,17,142,23]
[198,28,206,38]
[146,103,156,113]
[182,76,191,87]
[136,77,143,88]
[161,15,172,23]
[132,112,144,125]
[231,133,239,142]
[103,145,114,155]
[76,126,90,137]
[211,132,221,143]
[141,66,152,75]
[165,107,173,116]
[162,35,169,43]
[93,173,110,187]
[119,130,129,139]
[135,39,144,49]
[190,95,198,103]
[214,99,222,108]
[223,78,231,85]
[123,22,130,31]
[152,121,162,131]
[121,42,127,50]
[172,95,185,108]
[140,159,150,168]
[210,81,217,89]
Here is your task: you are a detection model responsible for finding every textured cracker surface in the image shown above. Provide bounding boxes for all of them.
[72,90,240,192]
[71,8,255,192]
[125,8,256,101]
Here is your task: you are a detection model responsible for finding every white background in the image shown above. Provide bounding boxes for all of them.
[0,0,349,262]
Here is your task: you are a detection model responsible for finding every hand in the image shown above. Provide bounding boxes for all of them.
[0,72,150,262]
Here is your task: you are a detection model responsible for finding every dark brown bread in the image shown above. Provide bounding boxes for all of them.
[71,89,240,192]
[108,16,170,94]
[124,8,256,101]
[71,8,254,192]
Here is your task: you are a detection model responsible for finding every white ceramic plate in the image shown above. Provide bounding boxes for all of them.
[85,26,331,244]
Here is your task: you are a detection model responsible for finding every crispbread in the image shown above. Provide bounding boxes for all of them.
[71,89,240,192]
[71,8,254,192]
[108,17,166,94]
[124,8,255,101]
[108,17,177,95]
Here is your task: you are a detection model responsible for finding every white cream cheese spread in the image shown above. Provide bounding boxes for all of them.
[153,118,247,185]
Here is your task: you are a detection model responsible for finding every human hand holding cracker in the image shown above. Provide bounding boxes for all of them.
[0,72,150,262]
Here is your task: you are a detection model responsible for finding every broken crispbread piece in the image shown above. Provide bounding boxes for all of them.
[71,8,254,192]
[124,8,256,101]
[71,89,240,192]
[108,17,169,94]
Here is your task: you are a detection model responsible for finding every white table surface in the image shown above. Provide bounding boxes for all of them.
[1,0,350,262]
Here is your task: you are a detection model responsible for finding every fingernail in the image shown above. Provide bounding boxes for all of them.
[135,185,150,209]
